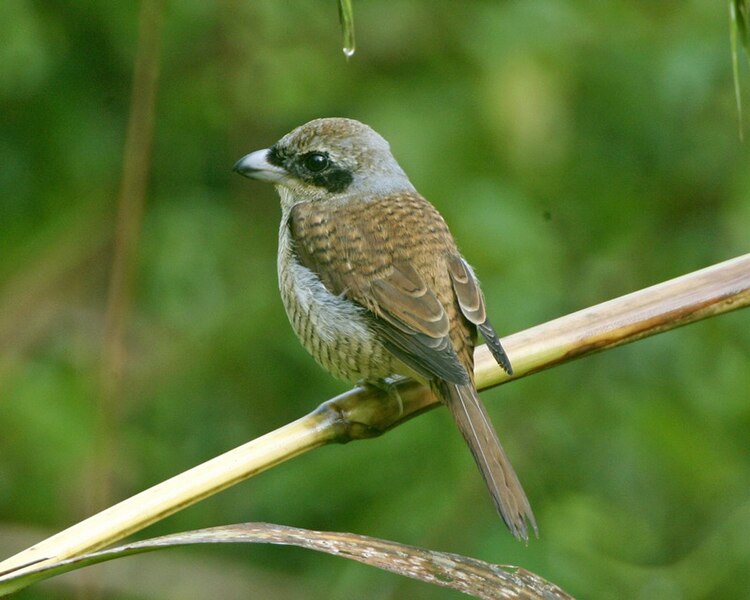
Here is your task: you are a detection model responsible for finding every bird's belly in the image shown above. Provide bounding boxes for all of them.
[278,255,398,383]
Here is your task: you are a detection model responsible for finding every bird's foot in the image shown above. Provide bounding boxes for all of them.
[361,376,407,418]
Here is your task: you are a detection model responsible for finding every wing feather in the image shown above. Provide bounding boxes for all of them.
[448,255,513,375]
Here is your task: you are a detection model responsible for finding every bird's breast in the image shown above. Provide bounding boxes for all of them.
[277,215,398,382]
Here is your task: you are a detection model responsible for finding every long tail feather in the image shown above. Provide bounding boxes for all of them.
[435,380,537,541]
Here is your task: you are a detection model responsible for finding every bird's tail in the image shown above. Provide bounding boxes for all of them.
[435,380,537,541]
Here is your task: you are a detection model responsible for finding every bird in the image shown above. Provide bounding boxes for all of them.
[233,118,536,540]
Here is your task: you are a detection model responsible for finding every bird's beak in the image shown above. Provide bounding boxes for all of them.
[233,149,287,183]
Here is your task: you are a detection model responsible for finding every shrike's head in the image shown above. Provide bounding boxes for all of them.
[233,118,415,205]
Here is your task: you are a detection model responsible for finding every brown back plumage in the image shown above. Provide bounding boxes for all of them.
[290,191,473,383]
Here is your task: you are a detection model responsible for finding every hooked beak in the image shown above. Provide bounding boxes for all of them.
[233,149,287,183]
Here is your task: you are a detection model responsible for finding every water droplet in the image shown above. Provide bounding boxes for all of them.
[338,0,355,59]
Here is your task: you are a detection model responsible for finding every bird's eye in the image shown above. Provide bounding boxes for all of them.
[303,152,329,172]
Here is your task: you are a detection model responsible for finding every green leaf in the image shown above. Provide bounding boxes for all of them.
[730,0,749,138]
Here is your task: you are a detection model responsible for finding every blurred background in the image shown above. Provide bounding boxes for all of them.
[1,1,749,598]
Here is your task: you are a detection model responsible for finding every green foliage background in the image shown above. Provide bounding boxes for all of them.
[1,1,749,598]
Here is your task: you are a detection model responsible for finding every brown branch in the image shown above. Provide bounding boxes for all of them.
[0,253,748,585]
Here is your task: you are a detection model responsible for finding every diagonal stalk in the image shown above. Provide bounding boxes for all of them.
[0,253,748,583]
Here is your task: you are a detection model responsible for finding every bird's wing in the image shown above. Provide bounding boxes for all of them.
[447,255,513,375]
[367,260,470,384]
[289,194,471,385]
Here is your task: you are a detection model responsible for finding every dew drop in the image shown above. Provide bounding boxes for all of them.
[338,0,355,59]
